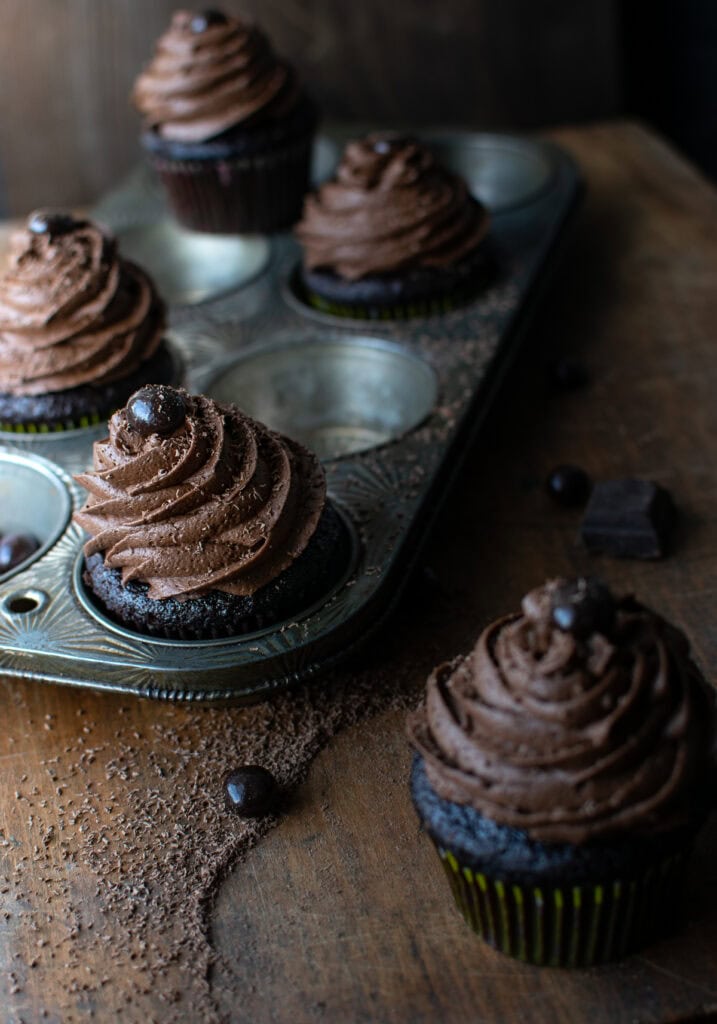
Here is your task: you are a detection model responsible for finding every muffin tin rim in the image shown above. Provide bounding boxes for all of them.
[70,498,362,648]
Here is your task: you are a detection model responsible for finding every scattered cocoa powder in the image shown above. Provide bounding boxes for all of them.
[0,563,464,1023]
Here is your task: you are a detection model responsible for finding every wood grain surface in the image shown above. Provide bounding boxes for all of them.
[208,120,717,1024]
[0,121,716,1023]
[0,0,619,216]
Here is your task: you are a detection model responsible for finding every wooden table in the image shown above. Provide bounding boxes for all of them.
[1,121,716,1023]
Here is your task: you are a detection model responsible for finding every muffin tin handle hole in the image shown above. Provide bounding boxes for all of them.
[2,590,49,616]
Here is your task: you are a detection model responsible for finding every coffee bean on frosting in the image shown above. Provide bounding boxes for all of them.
[28,210,80,237]
[550,577,616,639]
[126,385,187,438]
[224,766,278,817]
[190,9,228,32]
[371,134,413,155]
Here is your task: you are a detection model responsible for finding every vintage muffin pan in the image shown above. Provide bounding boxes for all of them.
[0,133,581,700]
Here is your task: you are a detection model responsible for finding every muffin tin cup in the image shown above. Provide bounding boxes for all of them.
[73,502,360,646]
[117,220,272,305]
[0,132,582,700]
[207,336,438,460]
[0,452,73,582]
[437,844,690,967]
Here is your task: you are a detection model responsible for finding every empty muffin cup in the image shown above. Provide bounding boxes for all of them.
[206,337,438,460]
[426,133,556,213]
[117,220,271,305]
[0,453,72,580]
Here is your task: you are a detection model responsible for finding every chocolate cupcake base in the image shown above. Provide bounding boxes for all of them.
[142,98,318,235]
[411,756,701,966]
[81,501,351,640]
[298,235,497,320]
[0,340,181,432]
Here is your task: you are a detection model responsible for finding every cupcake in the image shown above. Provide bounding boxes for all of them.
[132,9,318,234]
[73,385,349,640]
[294,133,492,319]
[407,578,716,966]
[0,211,179,432]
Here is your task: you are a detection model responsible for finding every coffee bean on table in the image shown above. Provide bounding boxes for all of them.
[546,465,592,507]
[224,766,278,817]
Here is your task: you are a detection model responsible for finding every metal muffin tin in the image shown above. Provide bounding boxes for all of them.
[0,132,581,701]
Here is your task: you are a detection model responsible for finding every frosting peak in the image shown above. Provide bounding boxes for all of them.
[74,389,326,600]
[132,10,301,143]
[408,579,715,844]
[295,134,490,281]
[0,213,164,396]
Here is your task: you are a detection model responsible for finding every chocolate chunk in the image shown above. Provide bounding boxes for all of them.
[224,766,278,817]
[580,479,676,558]
[550,577,616,638]
[126,385,187,438]
[546,465,592,507]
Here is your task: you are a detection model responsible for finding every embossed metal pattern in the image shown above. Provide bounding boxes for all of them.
[0,134,581,700]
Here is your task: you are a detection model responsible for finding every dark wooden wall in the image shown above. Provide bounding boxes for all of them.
[0,0,620,216]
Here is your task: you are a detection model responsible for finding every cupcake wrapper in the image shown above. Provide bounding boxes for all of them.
[303,290,461,321]
[438,844,690,966]
[149,136,314,235]
[0,412,103,434]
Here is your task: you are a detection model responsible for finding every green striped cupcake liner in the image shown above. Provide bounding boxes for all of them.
[304,291,460,321]
[437,845,689,966]
[0,412,102,434]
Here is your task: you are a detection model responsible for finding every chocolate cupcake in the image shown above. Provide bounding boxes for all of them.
[0,211,179,432]
[408,578,716,966]
[132,9,318,234]
[73,386,349,640]
[294,134,492,319]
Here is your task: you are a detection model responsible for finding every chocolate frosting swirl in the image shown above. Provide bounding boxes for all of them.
[295,134,490,280]
[74,391,326,600]
[408,579,715,844]
[0,215,164,397]
[132,10,301,143]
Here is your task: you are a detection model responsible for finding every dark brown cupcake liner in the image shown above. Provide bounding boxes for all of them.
[436,843,690,966]
[148,136,314,235]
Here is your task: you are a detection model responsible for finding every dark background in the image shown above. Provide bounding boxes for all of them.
[0,0,714,216]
